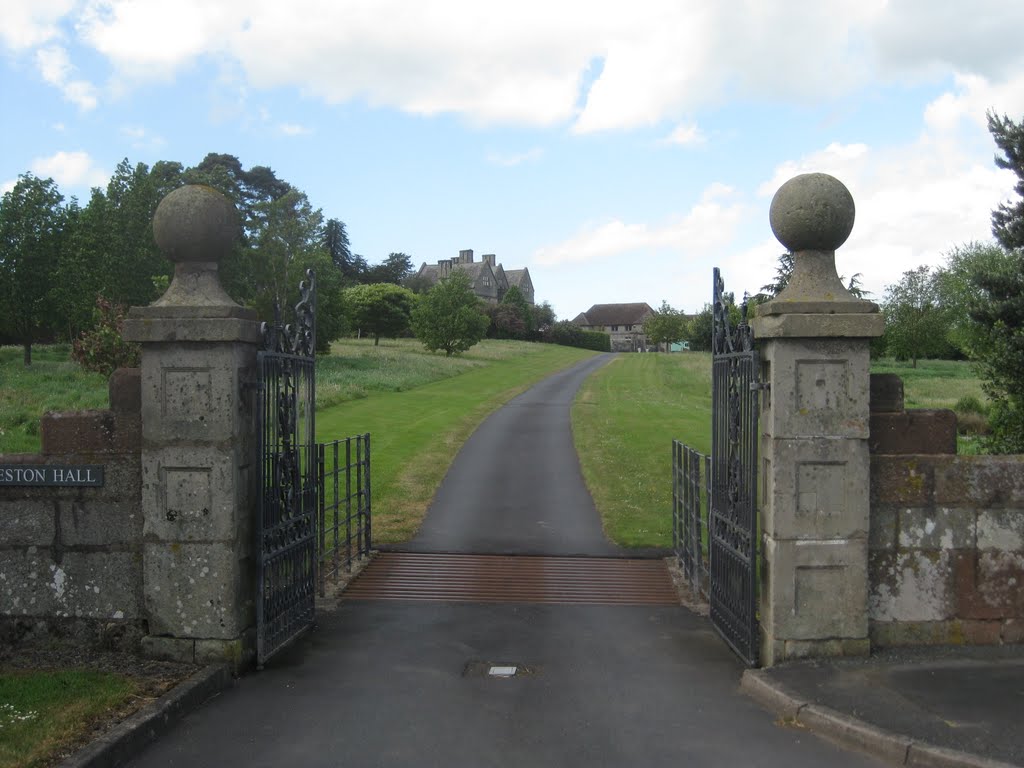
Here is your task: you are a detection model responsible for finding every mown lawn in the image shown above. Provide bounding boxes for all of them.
[572,352,712,549]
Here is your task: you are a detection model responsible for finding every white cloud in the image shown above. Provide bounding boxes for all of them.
[35,45,98,109]
[120,125,166,150]
[486,148,543,167]
[278,123,311,137]
[1,0,75,51]
[750,122,1016,302]
[1,179,16,197]
[3,0,1014,134]
[660,123,705,147]
[534,182,745,266]
[30,150,108,189]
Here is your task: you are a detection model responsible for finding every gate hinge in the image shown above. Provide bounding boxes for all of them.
[750,381,770,393]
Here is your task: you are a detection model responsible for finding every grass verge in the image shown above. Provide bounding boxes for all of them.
[572,352,713,549]
[0,669,138,768]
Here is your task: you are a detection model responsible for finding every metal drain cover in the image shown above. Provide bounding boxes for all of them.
[463,660,536,678]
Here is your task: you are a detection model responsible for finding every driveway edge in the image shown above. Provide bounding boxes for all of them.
[59,664,233,768]
[740,669,1018,768]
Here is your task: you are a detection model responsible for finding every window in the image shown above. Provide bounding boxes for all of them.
[626,325,633,331]
[611,325,619,331]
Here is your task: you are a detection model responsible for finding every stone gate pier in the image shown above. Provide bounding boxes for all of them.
[123,185,261,666]
[751,173,885,665]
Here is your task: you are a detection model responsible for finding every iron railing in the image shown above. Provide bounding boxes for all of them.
[317,434,372,595]
[672,440,710,599]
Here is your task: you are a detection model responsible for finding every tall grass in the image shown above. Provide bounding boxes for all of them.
[870,358,987,410]
[0,346,109,454]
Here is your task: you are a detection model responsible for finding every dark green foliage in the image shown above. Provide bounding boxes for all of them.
[0,174,67,364]
[365,252,413,285]
[410,270,489,356]
[71,296,141,376]
[322,218,353,274]
[967,248,1024,452]
[530,302,556,337]
[757,251,869,302]
[988,112,1024,250]
[344,283,416,345]
[487,285,533,340]
[486,302,528,339]
[685,304,714,351]
[542,321,611,352]
[758,252,795,300]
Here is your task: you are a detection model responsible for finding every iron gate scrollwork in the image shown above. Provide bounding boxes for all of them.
[256,270,317,667]
[710,267,760,666]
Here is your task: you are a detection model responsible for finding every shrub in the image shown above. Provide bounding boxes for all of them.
[542,321,611,352]
[71,296,140,376]
[953,395,987,416]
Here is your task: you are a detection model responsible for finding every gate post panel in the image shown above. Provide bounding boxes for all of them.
[124,185,260,670]
[751,173,884,666]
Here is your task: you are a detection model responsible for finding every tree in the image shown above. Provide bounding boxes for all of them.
[529,301,556,338]
[322,218,354,275]
[988,112,1024,250]
[644,301,687,348]
[967,248,1024,452]
[0,174,66,364]
[365,252,413,285]
[933,241,1013,358]
[344,283,416,345]
[411,270,489,356]
[758,251,869,302]
[486,302,527,339]
[881,266,953,367]
[758,252,796,299]
[685,304,714,351]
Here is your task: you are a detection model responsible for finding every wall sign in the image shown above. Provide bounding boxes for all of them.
[0,465,104,487]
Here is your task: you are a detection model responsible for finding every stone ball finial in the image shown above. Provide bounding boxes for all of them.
[152,185,239,264]
[769,173,855,252]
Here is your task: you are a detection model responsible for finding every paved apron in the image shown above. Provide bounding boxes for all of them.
[127,355,882,767]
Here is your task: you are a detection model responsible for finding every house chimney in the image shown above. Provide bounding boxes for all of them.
[483,254,496,266]
[459,249,474,264]
[438,258,452,278]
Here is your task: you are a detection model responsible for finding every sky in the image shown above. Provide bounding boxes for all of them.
[2,1,1024,322]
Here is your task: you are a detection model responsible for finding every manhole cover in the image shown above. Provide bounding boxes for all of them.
[463,660,538,678]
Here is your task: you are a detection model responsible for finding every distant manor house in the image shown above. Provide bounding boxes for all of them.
[572,302,656,352]
[414,250,535,305]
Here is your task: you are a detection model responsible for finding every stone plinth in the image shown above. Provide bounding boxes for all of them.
[751,173,883,665]
[123,185,259,669]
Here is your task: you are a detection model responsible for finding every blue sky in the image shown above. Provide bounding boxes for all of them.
[3,1,1023,321]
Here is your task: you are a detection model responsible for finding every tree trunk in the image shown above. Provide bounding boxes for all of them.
[23,341,32,367]
[374,335,380,346]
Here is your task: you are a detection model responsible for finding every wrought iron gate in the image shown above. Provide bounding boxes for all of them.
[709,267,760,666]
[256,271,318,667]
